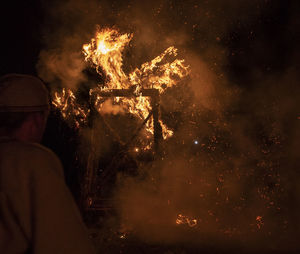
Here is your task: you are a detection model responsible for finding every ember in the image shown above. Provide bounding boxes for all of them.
[176,214,198,228]
[256,216,264,229]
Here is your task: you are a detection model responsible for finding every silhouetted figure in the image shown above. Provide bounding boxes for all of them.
[0,74,95,254]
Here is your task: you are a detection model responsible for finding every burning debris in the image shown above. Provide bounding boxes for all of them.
[53,88,89,128]
[176,214,198,228]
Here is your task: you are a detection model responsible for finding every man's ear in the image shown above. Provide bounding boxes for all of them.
[31,112,45,127]
[12,114,34,142]
[20,112,45,142]
[11,112,47,143]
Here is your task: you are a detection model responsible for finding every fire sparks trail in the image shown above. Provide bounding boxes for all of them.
[52,27,190,147]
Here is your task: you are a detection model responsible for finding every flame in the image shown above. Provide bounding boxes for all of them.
[53,27,190,148]
[83,28,132,89]
[129,46,190,93]
[52,88,89,128]
[176,214,198,227]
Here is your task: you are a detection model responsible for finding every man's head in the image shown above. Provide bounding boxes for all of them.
[0,74,49,143]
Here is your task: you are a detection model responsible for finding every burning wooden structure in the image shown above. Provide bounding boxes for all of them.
[81,88,162,211]
[51,27,190,213]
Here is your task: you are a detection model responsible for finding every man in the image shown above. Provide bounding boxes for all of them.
[0,74,95,253]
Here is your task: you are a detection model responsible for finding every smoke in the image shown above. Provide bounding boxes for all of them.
[99,99,125,115]
[36,0,101,89]
[37,49,87,89]
[36,0,264,89]
[37,0,300,252]
[115,64,300,250]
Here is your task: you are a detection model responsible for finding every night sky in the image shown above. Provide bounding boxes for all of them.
[0,0,299,83]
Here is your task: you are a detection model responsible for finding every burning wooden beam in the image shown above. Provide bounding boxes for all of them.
[90,88,162,149]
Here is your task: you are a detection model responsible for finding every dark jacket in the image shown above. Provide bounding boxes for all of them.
[0,137,95,254]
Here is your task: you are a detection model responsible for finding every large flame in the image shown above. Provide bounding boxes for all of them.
[82,28,132,89]
[53,27,190,147]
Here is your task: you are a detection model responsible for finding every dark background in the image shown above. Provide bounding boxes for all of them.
[0,0,299,82]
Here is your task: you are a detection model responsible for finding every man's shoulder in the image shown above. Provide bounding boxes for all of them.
[0,138,57,159]
[0,138,64,177]
[19,141,55,158]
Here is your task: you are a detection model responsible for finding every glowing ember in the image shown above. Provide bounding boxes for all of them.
[52,27,190,148]
[119,233,127,239]
[256,215,264,229]
[176,214,198,227]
